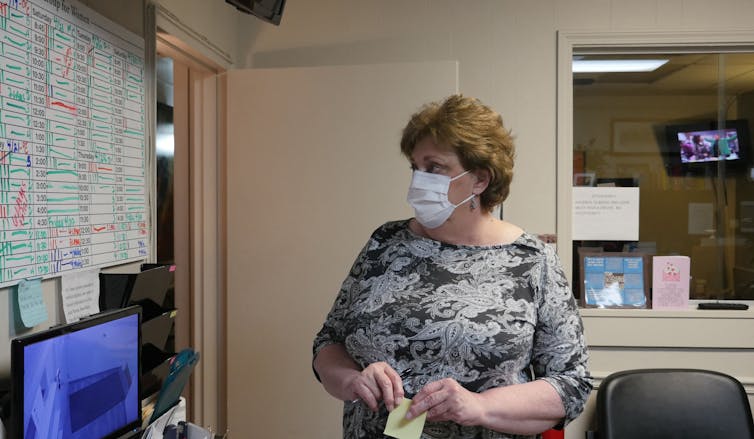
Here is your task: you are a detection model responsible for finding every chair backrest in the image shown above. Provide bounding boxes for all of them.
[596,369,754,439]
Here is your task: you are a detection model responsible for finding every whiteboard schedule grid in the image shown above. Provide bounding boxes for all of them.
[0,0,148,288]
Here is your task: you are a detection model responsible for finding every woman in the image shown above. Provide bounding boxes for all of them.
[313,95,591,439]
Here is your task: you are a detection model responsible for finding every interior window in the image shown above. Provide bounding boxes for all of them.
[572,52,754,301]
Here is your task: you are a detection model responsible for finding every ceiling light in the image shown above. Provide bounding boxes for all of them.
[572,59,669,73]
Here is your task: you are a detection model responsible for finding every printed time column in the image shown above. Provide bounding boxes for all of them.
[29,1,52,277]
[47,14,81,273]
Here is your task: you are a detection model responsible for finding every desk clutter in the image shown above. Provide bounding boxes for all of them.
[140,397,222,439]
[2,263,206,438]
[163,422,215,439]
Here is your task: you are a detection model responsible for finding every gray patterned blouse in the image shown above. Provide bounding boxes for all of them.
[313,220,592,439]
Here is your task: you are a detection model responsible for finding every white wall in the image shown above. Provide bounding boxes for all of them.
[225,62,457,438]
[228,1,754,438]
[84,0,254,67]
[237,0,754,234]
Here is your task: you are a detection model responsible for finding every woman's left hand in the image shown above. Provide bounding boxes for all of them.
[406,378,485,426]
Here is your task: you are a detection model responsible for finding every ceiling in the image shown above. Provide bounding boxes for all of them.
[574,53,754,96]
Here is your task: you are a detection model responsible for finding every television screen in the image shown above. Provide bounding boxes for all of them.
[664,119,751,175]
[11,306,142,439]
[676,128,742,163]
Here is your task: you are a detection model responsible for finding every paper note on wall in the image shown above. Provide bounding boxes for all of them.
[16,278,48,328]
[573,187,640,240]
[61,269,101,323]
[384,398,427,439]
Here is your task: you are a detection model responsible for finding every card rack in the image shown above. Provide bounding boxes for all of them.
[99,264,177,399]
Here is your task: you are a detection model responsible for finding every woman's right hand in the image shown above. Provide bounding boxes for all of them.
[345,362,404,412]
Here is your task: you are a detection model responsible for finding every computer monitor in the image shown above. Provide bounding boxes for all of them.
[10,306,142,439]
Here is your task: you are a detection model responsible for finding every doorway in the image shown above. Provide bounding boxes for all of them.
[155,29,227,431]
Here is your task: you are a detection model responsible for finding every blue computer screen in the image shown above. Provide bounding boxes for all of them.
[21,313,140,439]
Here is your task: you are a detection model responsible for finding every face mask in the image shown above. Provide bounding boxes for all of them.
[407,170,475,229]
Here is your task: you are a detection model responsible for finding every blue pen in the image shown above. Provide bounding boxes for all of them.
[399,367,414,399]
[400,367,413,379]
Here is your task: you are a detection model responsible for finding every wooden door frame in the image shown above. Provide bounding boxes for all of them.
[155,30,227,432]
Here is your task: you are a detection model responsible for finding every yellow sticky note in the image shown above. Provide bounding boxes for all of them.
[383,398,427,439]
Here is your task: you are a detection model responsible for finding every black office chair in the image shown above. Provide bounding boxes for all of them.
[588,368,754,439]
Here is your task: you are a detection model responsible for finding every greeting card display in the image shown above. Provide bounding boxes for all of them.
[652,256,691,310]
[579,250,650,308]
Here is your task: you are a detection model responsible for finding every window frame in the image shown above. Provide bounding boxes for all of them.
[556,31,754,291]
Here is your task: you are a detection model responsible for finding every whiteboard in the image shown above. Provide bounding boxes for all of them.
[0,0,148,287]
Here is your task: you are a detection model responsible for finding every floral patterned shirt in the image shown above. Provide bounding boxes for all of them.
[313,220,592,439]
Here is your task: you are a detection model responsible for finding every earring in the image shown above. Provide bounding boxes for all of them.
[470,196,478,210]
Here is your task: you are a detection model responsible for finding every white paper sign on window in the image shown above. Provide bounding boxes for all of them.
[573,187,640,241]
[687,202,714,235]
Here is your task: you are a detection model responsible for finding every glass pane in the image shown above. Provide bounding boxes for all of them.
[154,56,176,361]
[572,52,754,301]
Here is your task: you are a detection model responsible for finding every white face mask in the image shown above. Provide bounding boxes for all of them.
[407,169,475,229]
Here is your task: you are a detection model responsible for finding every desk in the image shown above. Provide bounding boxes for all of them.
[566,307,754,439]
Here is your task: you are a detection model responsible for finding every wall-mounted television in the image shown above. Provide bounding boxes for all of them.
[10,306,142,439]
[665,119,750,172]
[225,0,286,25]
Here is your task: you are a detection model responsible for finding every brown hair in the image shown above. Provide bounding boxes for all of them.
[400,94,515,211]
